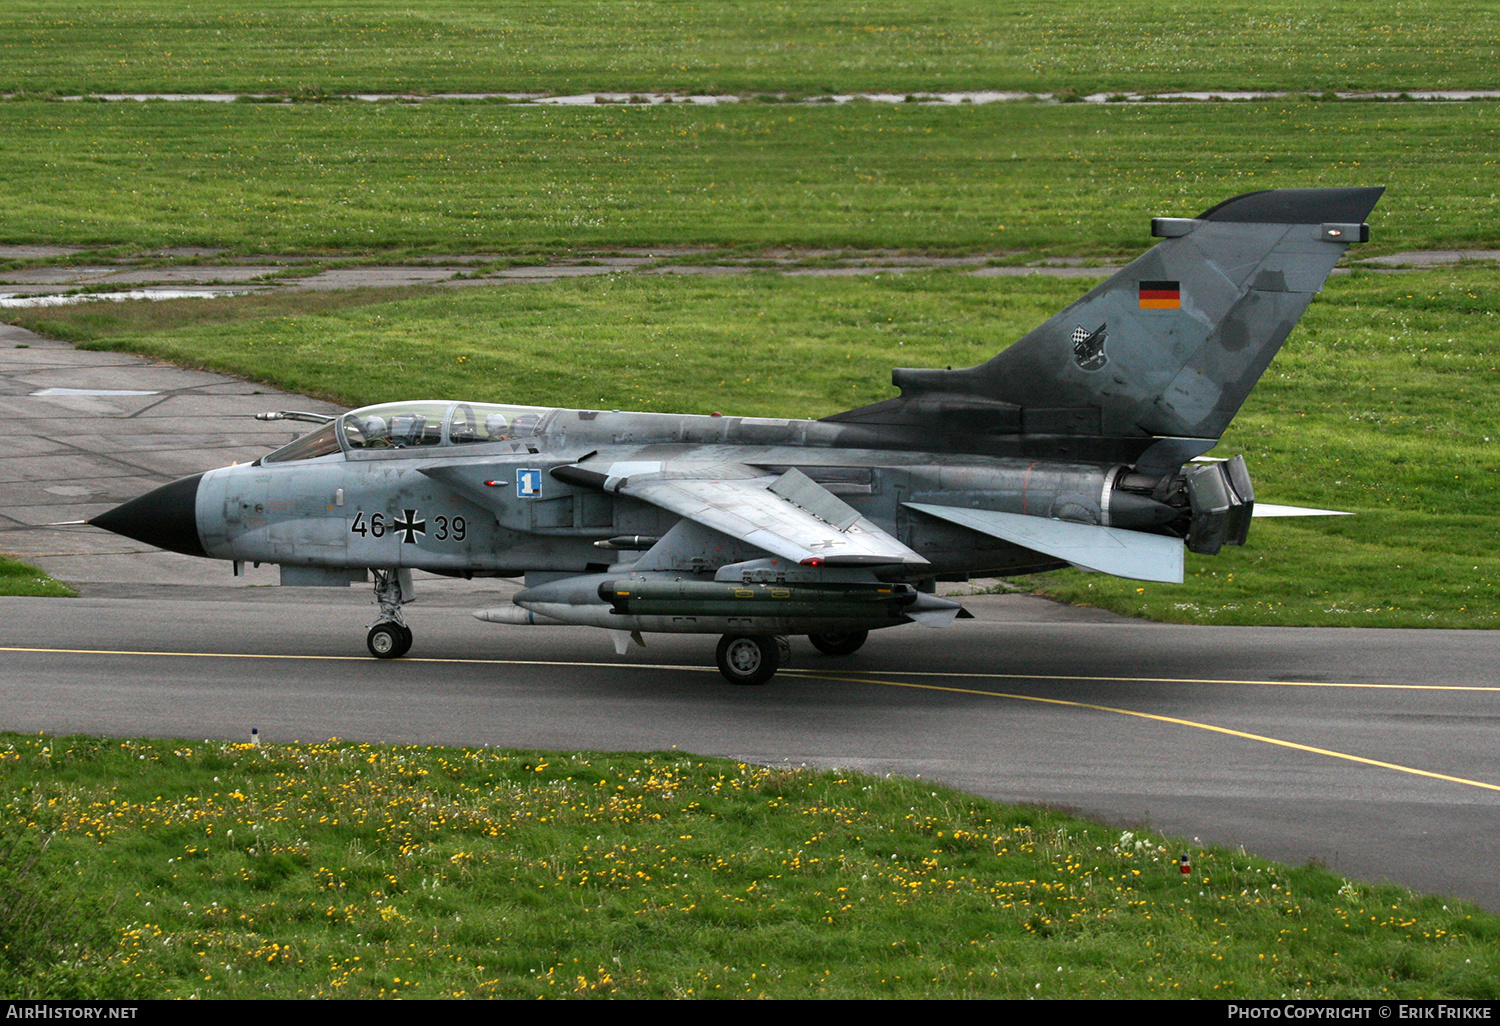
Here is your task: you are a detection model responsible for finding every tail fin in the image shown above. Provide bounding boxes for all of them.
[830,187,1382,445]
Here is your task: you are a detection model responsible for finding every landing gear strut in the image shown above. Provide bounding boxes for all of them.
[715,634,783,686]
[367,568,412,659]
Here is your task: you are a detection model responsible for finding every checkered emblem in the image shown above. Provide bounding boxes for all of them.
[1071,323,1108,372]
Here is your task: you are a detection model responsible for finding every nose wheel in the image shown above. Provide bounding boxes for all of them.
[368,621,413,659]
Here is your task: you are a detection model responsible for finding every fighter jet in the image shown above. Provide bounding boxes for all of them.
[90,187,1381,684]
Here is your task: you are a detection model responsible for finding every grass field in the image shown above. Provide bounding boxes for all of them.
[0,100,1495,256]
[14,265,1497,629]
[3,733,1496,999]
[2,0,1497,96]
[0,556,75,598]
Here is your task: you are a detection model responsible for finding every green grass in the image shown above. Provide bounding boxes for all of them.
[2,1,1497,96]
[3,733,1495,999]
[11,266,1498,629]
[0,555,76,598]
[0,100,1495,255]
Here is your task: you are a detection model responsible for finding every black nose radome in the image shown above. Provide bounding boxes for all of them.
[90,473,207,558]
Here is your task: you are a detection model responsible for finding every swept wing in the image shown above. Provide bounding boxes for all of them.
[567,461,927,568]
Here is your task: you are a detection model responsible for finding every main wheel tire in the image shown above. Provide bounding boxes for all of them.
[368,622,406,659]
[715,634,780,686]
[774,634,792,665]
[807,629,869,656]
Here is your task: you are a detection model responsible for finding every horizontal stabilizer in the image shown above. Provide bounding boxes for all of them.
[1252,503,1352,517]
[905,503,1184,584]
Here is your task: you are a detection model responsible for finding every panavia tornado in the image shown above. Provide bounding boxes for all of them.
[91,187,1381,684]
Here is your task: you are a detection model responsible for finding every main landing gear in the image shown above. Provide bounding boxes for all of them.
[367,569,413,659]
[716,634,782,686]
[807,630,869,656]
[713,631,863,685]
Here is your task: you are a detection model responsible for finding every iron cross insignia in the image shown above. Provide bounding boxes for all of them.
[392,509,427,544]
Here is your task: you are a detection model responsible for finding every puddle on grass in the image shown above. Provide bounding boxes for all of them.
[0,288,247,308]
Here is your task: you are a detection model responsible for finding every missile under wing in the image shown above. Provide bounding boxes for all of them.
[91,187,1383,684]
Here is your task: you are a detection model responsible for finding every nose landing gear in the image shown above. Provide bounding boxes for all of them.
[367,568,413,659]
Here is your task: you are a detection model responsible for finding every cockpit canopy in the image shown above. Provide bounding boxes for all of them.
[262,401,555,463]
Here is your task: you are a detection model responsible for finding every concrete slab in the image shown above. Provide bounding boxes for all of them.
[972,265,1116,279]
[58,432,272,455]
[490,264,636,279]
[25,489,106,507]
[24,363,234,391]
[0,436,77,457]
[9,392,172,418]
[0,323,344,588]
[0,245,91,260]
[0,452,158,484]
[946,590,1132,625]
[5,476,169,511]
[20,548,276,587]
[295,266,469,290]
[1359,250,1500,267]
[0,348,144,369]
[0,266,120,284]
[786,265,917,277]
[0,285,109,298]
[93,266,286,284]
[139,391,320,415]
[643,265,753,276]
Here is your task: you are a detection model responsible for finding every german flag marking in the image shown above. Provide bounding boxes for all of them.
[1139,279,1181,309]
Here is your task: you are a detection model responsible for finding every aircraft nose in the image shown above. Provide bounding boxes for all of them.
[89,473,208,558]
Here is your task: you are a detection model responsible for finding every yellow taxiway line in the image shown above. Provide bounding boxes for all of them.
[6,646,1498,692]
[803,668,1500,693]
[795,670,1500,795]
[6,645,1499,794]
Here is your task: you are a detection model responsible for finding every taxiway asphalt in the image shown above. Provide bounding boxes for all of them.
[3,323,1499,913]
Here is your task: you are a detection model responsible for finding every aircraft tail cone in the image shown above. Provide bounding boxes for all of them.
[89,473,207,557]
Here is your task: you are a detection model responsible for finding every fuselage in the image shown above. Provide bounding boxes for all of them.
[104,399,1178,584]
